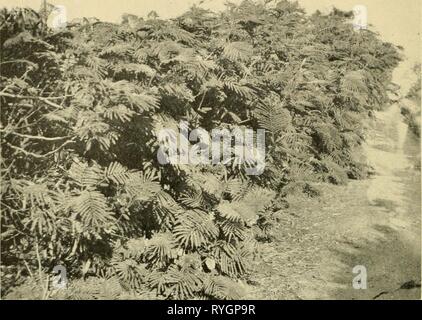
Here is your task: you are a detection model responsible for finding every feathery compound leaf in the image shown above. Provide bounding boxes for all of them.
[60,277,123,300]
[173,210,218,249]
[340,70,369,104]
[153,191,184,229]
[241,186,275,214]
[103,104,135,122]
[129,93,160,113]
[68,159,104,187]
[112,258,147,289]
[223,80,256,99]
[11,180,56,209]
[186,172,223,198]
[218,187,274,225]
[143,232,179,268]
[161,82,195,102]
[254,101,292,135]
[71,190,115,228]
[100,43,133,57]
[222,41,253,62]
[133,64,156,77]
[212,242,250,276]
[151,267,202,299]
[219,218,246,242]
[124,170,161,202]
[217,202,244,222]
[203,275,246,299]
[179,189,206,209]
[121,238,147,260]
[85,56,108,78]
[223,178,250,201]
[105,162,130,185]
[110,80,160,113]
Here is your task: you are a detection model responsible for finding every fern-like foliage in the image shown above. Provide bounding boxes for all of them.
[203,275,247,300]
[148,267,202,299]
[0,1,402,300]
[173,210,219,249]
[222,41,253,62]
[254,98,292,135]
[69,190,115,230]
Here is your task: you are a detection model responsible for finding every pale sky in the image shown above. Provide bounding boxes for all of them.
[1,0,420,93]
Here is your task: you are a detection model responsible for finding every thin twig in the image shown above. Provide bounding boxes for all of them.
[1,129,72,141]
[23,259,34,278]
[6,138,76,159]
[42,275,50,300]
[34,237,43,282]
[0,93,65,110]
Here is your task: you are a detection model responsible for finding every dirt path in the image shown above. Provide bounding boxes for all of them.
[250,104,421,300]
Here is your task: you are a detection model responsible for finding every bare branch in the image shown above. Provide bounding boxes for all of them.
[5,138,76,159]
[1,129,72,141]
[0,93,65,110]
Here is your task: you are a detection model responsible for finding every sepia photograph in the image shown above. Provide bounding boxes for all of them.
[0,0,420,303]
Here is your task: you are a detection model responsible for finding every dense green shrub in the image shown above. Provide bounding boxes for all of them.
[0,1,401,299]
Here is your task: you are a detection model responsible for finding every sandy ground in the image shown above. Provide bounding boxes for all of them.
[250,104,421,300]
